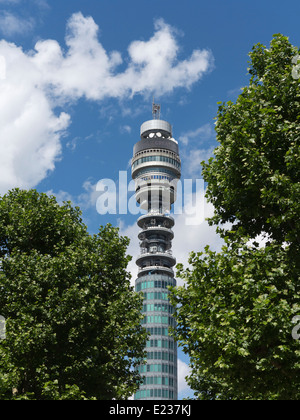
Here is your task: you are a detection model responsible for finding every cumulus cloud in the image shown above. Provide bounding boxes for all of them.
[1,14,206,191]
[0,12,213,195]
[0,39,70,194]
[116,18,213,98]
[32,13,214,101]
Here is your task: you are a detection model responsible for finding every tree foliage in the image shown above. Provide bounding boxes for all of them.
[0,189,147,400]
[170,34,300,400]
[203,34,300,251]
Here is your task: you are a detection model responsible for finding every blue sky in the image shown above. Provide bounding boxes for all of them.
[0,0,299,399]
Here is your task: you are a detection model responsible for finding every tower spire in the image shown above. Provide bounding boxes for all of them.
[152,98,161,120]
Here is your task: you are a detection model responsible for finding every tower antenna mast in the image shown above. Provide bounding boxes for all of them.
[152,98,161,120]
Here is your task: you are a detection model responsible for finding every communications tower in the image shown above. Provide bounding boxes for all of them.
[132,103,181,400]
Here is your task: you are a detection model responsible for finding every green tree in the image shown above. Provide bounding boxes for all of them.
[204,34,300,252]
[0,189,147,400]
[170,34,300,400]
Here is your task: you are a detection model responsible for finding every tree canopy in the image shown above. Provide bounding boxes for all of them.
[203,34,300,252]
[0,189,147,400]
[170,34,300,400]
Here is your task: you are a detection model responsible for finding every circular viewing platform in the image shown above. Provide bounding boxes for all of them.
[136,251,176,268]
[137,213,175,229]
[138,226,174,241]
[137,265,174,278]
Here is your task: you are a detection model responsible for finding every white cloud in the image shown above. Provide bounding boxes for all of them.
[227,86,243,99]
[178,123,216,178]
[178,358,192,397]
[0,1,50,37]
[182,146,215,178]
[79,179,106,211]
[0,12,214,195]
[120,125,132,134]
[46,189,73,205]
[0,54,5,79]
[247,232,272,248]
[179,122,216,180]
[0,0,48,7]
[0,0,22,4]
[32,13,214,101]
[116,18,214,98]
[47,179,105,211]
[0,11,35,37]
[179,123,213,146]
[0,39,70,194]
